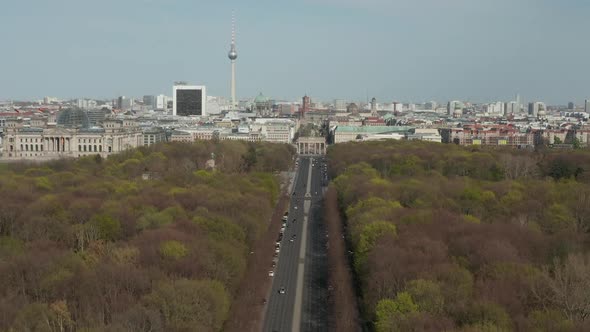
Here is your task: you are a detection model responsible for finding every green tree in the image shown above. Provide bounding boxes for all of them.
[89,214,121,241]
[405,279,444,314]
[375,292,418,332]
[143,279,230,331]
[540,203,575,234]
[159,240,188,260]
[460,302,513,331]
[572,137,582,149]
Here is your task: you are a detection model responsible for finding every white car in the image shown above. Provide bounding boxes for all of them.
[269,270,274,277]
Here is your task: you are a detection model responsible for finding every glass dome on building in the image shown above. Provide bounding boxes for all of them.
[57,108,90,128]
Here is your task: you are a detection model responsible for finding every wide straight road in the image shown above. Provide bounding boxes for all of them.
[262,156,328,332]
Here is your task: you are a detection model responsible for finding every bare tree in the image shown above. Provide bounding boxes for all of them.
[533,254,590,322]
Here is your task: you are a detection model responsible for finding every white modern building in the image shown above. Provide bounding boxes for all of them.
[505,101,519,115]
[155,95,169,110]
[486,102,505,116]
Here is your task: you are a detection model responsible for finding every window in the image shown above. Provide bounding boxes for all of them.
[79,145,81,151]
[99,145,102,152]
[94,145,97,152]
[83,145,87,152]
[108,146,112,153]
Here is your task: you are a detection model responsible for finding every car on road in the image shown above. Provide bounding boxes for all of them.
[279,287,285,294]
[268,270,274,277]
[271,261,276,268]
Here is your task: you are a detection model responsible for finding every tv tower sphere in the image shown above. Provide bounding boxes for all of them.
[228,45,237,60]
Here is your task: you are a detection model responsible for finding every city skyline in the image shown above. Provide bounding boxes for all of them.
[1,0,589,104]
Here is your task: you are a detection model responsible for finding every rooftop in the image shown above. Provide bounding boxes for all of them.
[335,125,415,133]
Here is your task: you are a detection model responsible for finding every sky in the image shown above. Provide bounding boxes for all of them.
[1,0,589,104]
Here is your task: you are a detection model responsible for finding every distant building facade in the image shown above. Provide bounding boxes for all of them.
[1,118,143,160]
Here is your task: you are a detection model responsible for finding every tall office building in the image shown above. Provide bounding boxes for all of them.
[228,13,238,110]
[528,102,546,118]
[568,102,575,110]
[447,101,463,116]
[487,102,504,115]
[585,99,590,113]
[155,95,168,110]
[173,83,207,117]
[424,101,437,110]
[117,96,133,110]
[334,99,347,111]
[143,95,156,108]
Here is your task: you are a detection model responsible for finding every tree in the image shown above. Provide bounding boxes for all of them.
[540,204,575,234]
[533,253,590,323]
[159,240,188,260]
[405,279,444,315]
[143,279,230,331]
[375,292,418,332]
[89,214,121,241]
[459,302,513,331]
[572,137,582,150]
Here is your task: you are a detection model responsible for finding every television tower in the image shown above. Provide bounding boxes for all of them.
[228,12,238,110]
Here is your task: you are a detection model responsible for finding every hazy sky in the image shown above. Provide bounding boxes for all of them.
[1,0,589,104]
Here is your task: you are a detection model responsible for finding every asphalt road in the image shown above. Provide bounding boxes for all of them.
[262,156,328,332]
